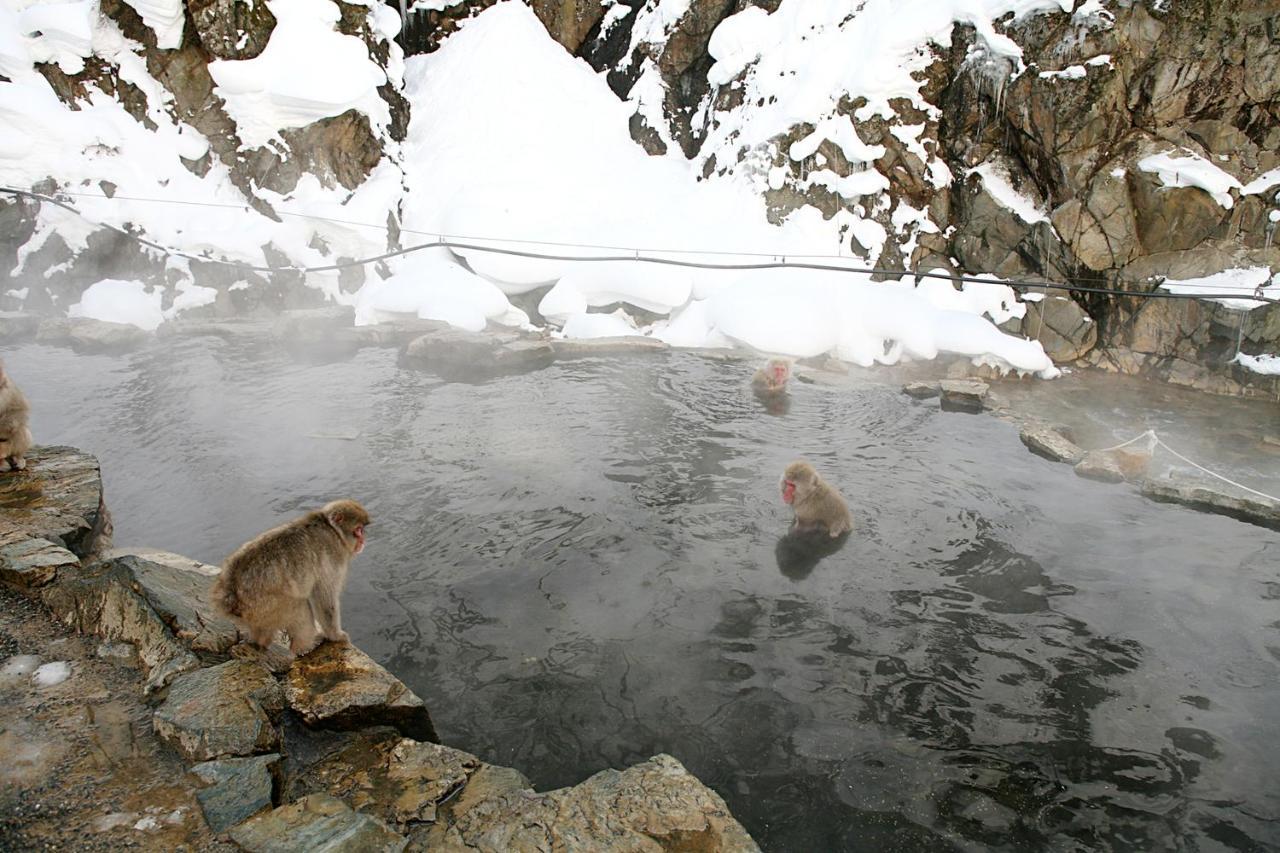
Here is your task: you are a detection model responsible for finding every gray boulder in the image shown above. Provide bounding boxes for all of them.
[154,660,284,761]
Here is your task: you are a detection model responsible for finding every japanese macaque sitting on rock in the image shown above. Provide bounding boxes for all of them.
[0,361,32,472]
[780,460,852,538]
[212,499,370,656]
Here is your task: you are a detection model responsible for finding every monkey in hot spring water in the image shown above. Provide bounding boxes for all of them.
[0,361,32,472]
[212,499,370,656]
[780,460,852,538]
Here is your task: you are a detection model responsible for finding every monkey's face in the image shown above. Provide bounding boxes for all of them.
[781,477,797,504]
[352,523,367,555]
[772,363,789,385]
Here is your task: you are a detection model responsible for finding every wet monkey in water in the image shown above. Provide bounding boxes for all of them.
[780,460,852,537]
[212,499,370,655]
[0,361,32,472]
[751,357,793,398]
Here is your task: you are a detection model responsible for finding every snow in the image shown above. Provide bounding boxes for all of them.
[17,1,94,74]
[539,262,693,325]
[1242,167,1280,196]
[69,279,165,330]
[354,252,513,332]
[561,310,639,339]
[208,0,389,149]
[410,0,465,10]
[1038,64,1086,80]
[971,160,1048,223]
[1158,267,1278,310]
[1270,210,1280,224]
[1234,352,1280,376]
[121,0,185,50]
[1,654,41,678]
[32,661,71,686]
[1138,151,1242,209]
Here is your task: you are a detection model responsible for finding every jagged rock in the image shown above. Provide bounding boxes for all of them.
[1019,422,1084,464]
[42,557,200,692]
[1020,296,1097,362]
[104,549,238,653]
[188,0,277,60]
[550,336,671,356]
[423,753,759,852]
[1129,168,1230,255]
[0,535,78,589]
[287,728,495,829]
[902,381,940,399]
[938,379,988,413]
[0,312,40,342]
[1142,477,1280,532]
[1049,175,1139,272]
[403,329,554,378]
[0,446,110,559]
[1074,445,1152,483]
[529,0,605,53]
[35,317,152,353]
[285,642,437,743]
[154,660,284,761]
[191,753,281,833]
[229,794,407,853]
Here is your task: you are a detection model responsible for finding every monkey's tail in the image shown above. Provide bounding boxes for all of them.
[211,574,242,619]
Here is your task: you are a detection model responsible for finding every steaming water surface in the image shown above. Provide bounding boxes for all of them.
[7,338,1280,851]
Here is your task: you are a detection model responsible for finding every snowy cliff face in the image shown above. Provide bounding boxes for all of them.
[1,0,406,315]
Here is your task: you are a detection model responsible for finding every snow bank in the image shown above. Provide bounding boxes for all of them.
[32,661,71,686]
[1159,267,1278,310]
[121,0,185,50]
[68,279,164,330]
[209,0,389,149]
[354,251,516,332]
[1138,151,1242,209]
[385,1,1054,374]
[1234,352,1280,376]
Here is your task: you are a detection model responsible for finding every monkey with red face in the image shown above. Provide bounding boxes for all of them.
[212,499,370,656]
[0,361,32,472]
[751,357,792,398]
[781,460,852,538]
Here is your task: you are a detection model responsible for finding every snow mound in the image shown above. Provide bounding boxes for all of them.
[1234,353,1280,376]
[69,279,164,330]
[1138,151,1242,209]
[1159,267,1277,310]
[354,251,514,332]
[33,661,71,686]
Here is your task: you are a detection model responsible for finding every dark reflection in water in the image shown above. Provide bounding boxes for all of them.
[6,339,1280,852]
[775,529,850,580]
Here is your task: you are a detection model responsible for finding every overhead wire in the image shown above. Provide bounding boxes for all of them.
[2,185,1277,305]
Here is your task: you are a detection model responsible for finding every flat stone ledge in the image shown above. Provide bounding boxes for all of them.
[286,642,438,743]
[37,317,151,353]
[1074,446,1152,483]
[154,659,284,761]
[0,311,41,341]
[1019,422,1084,464]
[550,336,670,357]
[0,535,78,588]
[938,379,988,413]
[902,381,940,399]
[0,445,110,559]
[229,794,407,853]
[104,549,238,653]
[1141,477,1280,532]
[403,328,554,378]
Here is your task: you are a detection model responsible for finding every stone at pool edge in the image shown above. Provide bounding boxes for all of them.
[1019,422,1085,464]
[153,659,284,761]
[1074,445,1152,483]
[285,641,438,743]
[550,336,671,357]
[1142,477,1280,532]
[36,317,151,353]
[229,793,407,853]
[402,327,554,377]
[0,445,110,560]
[938,379,989,413]
[0,311,40,341]
[421,753,761,853]
[103,548,239,654]
[191,753,281,834]
[902,381,940,399]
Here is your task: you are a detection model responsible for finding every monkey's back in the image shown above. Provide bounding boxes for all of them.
[802,480,853,536]
[213,513,342,619]
[0,383,30,430]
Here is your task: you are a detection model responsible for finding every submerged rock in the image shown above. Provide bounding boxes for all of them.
[1142,477,1280,532]
[0,312,40,341]
[938,379,989,413]
[191,753,280,834]
[154,660,283,761]
[1019,422,1084,464]
[1074,445,1152,483]
[286,642,438,743]
[0,446,111,559]
[287,728,495,829]
[229,794,407,853]
[403,328,554,378]
[423,753,759,852]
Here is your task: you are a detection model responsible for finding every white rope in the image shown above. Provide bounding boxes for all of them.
[1152,435,1280,504]
[1094,429,1280,503]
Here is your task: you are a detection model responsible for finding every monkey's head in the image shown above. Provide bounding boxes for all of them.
[323,499,371,555]
[781,460,818,504]
[765,357,792,390]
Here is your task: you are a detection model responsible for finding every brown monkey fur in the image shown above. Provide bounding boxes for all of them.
[780,460,852,538]
[0,363,32,472]
[751,357,792,397]
[212,499,370,655]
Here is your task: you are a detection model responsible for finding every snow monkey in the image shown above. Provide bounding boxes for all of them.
[0,361,32,472]
[780,460,852,538]
[751,357,793,398]
[212,499,370,656]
